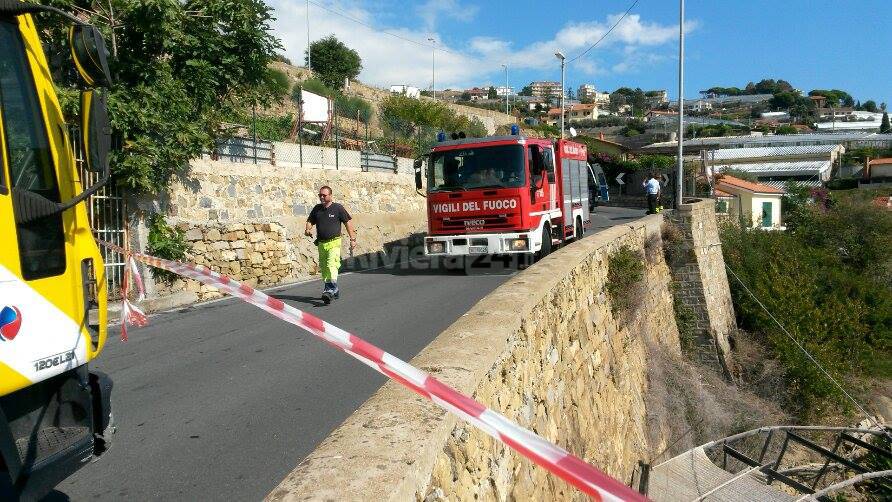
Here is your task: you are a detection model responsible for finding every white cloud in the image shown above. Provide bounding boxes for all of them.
[268,1,694,89]
[415,0,479,33]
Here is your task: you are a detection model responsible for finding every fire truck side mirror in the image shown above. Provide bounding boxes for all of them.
[413,158,424,190]
[81,89,112,175]
[69,24,113,88]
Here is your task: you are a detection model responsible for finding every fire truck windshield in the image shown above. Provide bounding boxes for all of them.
[429,144,525,191]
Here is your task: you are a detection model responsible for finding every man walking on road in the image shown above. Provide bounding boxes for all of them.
[643,173,661,215]
[305,186,357,303]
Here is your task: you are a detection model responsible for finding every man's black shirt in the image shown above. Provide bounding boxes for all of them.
[308,202,352,241]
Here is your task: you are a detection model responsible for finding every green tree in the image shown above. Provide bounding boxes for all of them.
[487,86,497,99]
[862,100,879,113]
[754,78,794,95]
[770,91,799,109]
[460,91,472,101]
[882,112,891,133]
[776,124,798,135]
[808,89,854,107]
[379,94,487,154]
[518,85,533,97]
[306,35,362,90]
[39,0,283,194]
[721,196,892,413]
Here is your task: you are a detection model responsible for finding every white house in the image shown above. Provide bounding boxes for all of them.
[713,175,784,229]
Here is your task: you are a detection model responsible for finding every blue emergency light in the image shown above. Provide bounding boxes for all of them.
[437,131,446,142]
[510,124,519,135]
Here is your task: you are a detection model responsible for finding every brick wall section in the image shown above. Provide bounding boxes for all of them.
[666,199,736,375]
[140,158,426,302]
[267,216,683,501]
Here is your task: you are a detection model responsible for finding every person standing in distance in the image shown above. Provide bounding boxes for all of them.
[643,173,661,215]
[305,186,356,303]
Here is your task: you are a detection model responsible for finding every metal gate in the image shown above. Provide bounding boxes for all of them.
[71,126,126,300]
[361,151,397,172]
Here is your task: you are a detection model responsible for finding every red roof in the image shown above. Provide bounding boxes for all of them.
[868,158,892,166]
[715,175,784,194]
[714,188,733,197]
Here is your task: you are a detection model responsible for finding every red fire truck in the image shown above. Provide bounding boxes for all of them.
[414,128,590,267]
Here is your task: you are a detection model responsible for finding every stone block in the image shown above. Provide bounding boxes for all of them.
[184,228,203,241]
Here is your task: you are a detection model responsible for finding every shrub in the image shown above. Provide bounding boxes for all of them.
[720,218,891,415]
[606,245,646,316]
[824,178,859,190]
[334,94,373,123]
[146,215,190,282]
[661,221,693,267]
[294,77,335,98]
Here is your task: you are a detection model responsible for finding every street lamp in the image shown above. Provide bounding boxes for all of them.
[555,51,566,139]
[675,0,685,208]
[501,64,509,117]
[428,37,436,100]
[306,0,311,71]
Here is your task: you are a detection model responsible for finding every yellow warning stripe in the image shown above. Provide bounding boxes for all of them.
[0,360,32,396]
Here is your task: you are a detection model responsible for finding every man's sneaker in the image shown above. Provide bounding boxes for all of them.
[322,282,335,304]
[332,286,340,299]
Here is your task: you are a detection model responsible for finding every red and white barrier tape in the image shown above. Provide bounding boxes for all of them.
[119,255,148,341]
[100,240,647,501]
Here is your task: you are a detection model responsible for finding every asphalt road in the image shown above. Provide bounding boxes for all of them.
[53,206,644,501]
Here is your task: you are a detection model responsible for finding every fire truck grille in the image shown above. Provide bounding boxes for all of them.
[440,215,512,230]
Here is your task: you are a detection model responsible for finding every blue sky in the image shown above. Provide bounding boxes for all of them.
[270,0,892,106]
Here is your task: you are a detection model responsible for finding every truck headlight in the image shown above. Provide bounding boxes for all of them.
[427,241,446,254]
[506,238,528,251]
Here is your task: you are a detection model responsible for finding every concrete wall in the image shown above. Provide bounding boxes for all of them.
[139,158,426,302]
[665,200,737,375]
[268,215,683,501]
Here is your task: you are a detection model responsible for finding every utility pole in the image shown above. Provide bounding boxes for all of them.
[675,0,685,208]
[502,64,509,116]
[306,0,311,71]
[428,38,436,99]
[555,52,566,139]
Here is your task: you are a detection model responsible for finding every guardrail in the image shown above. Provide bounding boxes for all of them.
[360,151,397,172]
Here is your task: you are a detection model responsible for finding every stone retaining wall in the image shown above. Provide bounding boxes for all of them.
[267,215,684,501]
[665,199,736,375]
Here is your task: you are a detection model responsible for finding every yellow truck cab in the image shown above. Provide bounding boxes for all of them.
[0,3,116,499]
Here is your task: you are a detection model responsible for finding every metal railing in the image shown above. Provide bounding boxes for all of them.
[360,150,397,172]
[210,136,274,164]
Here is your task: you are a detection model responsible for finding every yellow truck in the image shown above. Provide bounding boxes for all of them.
[1,3,116,499]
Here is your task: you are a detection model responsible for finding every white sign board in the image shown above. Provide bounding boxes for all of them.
[300,89,330,123]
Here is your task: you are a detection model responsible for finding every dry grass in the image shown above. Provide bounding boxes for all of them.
[644,333,790,464]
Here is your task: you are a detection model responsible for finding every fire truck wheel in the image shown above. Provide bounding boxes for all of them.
[537,226,552,260]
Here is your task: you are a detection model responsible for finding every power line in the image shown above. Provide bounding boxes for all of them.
[567,0,641,64]
[724,265,881,429]
[306,0,460,56]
